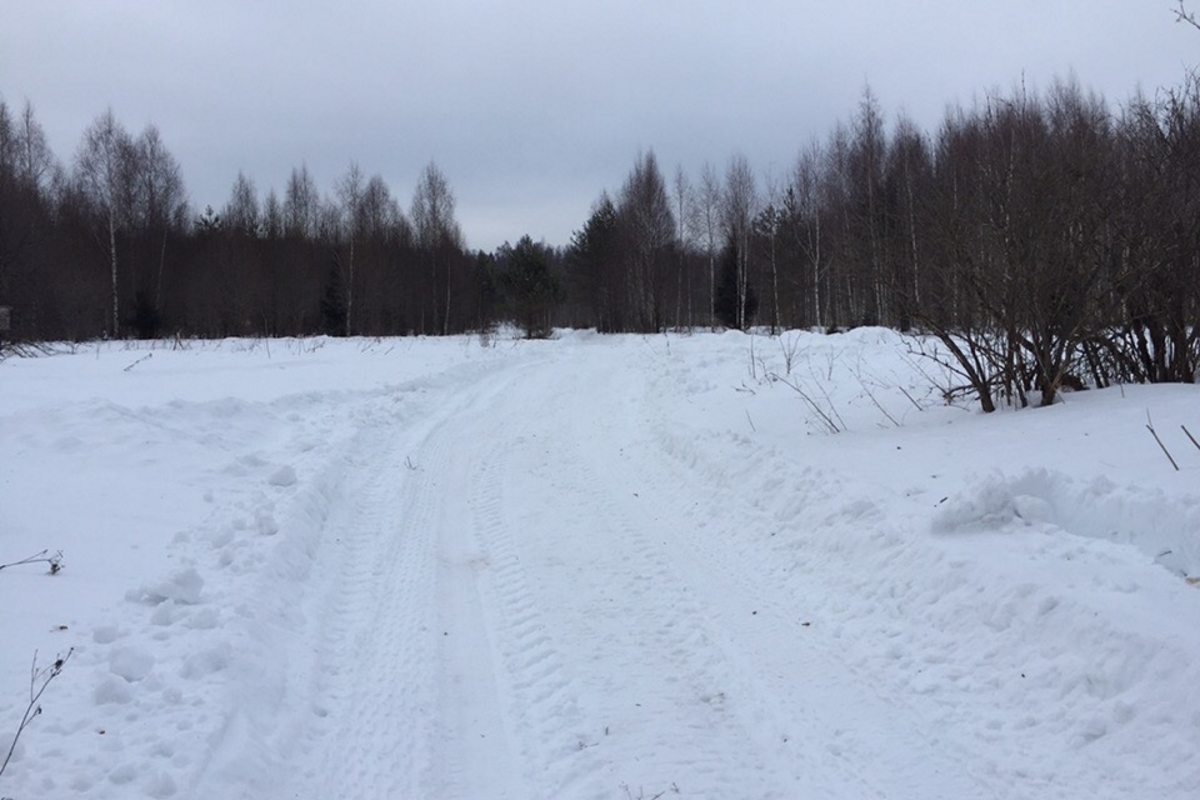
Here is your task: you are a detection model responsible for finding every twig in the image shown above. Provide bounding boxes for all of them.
[0,550,63,576]
[852,363,901,427]
[1175,0,1200,32]
[860,381,900,427]
[123,352,153,372]
[776,373,841,434]
[779,332,801,376]
[1183,425,1200,453]
[620,784,669,800]
[0,649,73,778]
[745,410,757,432]
[748,333,757,381]
[895,384,926,412]
[1147,411,1179,471]
[810,366,848,431]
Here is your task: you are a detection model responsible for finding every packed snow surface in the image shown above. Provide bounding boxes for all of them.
[1,330,1198,799]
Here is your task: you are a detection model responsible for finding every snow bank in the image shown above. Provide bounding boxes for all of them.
[934,468,1200,576]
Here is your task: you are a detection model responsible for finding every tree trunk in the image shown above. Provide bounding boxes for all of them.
[443,262,451,336]
[155,225,168,315]
[770,226,780,335]
[708,249,716,331]
[346,236,355,337]
[109,212,119,337]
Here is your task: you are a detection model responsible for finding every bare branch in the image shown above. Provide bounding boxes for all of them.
[0,649,73,778]
[1146,412,1180,471]
[1182,425,1200,452]
[1175,1,1200,32]
[0,550,63,576]
[775,372,842,434]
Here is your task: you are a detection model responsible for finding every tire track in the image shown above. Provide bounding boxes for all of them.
[462,359,809,798]
[630,346,1013,799]
[458,443,609,799]
[289,359,541,799]
[303,431,443,798]
[538,436,809,798]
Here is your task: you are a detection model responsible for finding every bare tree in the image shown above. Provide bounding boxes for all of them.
[848,85,888,325]
[217,172,262,334]
[355,174,409,333]
[283,164,320,240]
[722,154,757,330]
[132,125,187,316]
[360,174,403,239]
[262,188,282,240]
[15,101,55,192]
[698,162,721,329]
[617,151,675,331]
[336,162,365,335]
[0,100,11,173]
[411,161,463,335]
[792,140,827,329]
[885,114,933,328]
[672,164,697,329]
[1109,72,1200,384]
[223,171,259,235]
[74,108,133,336]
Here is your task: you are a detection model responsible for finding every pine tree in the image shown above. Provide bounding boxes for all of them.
[498,235,562,338]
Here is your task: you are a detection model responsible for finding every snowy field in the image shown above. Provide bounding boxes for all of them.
[1,329,1198,800]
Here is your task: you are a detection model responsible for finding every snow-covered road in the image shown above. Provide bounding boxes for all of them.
[219,340,1007,799]
[2,332,1199,799]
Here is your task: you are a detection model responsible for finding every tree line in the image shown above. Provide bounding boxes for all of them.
[0,105,483,341]
[570,75,1200,407]
[1,71,1198,407]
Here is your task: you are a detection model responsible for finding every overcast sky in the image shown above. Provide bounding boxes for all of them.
[2,2,1196,251]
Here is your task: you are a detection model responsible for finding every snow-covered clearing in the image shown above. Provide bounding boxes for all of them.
[1,330,1198,800]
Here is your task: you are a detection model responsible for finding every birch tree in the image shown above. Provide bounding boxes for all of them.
[617,151,674,331]
[411,161,463,335]
[132,125,187,315]
[722,154,757,330]
[672,165,696,329]
[283,164,320,239]
[698,162,721,329]
[336,162,365,336]
[75,108,133,337]
[15,101,55,192]
[223,172,260,235]
[792,141,826,329]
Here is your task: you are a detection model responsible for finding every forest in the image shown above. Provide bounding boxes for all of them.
[1,72,1198,410]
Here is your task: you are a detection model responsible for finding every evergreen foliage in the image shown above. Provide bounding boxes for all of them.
[498,236,562,339]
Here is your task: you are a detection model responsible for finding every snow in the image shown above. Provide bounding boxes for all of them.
[1,330,1198,799]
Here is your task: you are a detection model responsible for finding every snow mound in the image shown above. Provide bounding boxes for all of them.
[129,567,205,605]
[933,468,1200,577]
[268,465,298,487]
[109,646,155,682]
